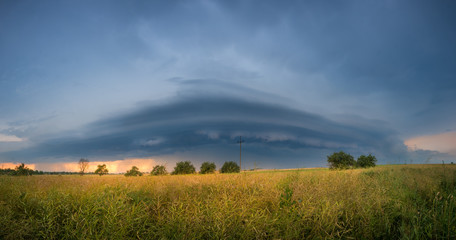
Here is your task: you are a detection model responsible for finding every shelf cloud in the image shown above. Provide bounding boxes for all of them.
[1,1,455,169]
[1,80,415,168]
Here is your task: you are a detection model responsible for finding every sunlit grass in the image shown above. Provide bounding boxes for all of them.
[0,164,455,239]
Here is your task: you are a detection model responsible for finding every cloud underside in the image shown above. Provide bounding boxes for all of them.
[405,131,456,157]
[1,94,414,167]
[0,134,23,142]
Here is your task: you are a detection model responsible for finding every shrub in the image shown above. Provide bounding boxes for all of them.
[151,165,167,176]
[172,161,196,175]
[12,163,34,176]
[95,164,109,176]
[200,162,216,174]
[357,154,377,168]
[125,166,143,176]
[327,151,356,169]
[220,161,240,173]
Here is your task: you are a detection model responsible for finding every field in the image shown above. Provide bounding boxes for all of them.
[1,164,455,239]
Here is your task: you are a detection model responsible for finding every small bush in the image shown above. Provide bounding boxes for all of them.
[327,151,356,169]
[172,161,196,175]
[125,166,143,177]
[357,154,377,168]
[151,165,167,176]
[200,162,216,174]
[220,161,240,173]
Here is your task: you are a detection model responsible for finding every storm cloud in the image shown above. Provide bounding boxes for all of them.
[1,80,412,168]
[1,1,456,169]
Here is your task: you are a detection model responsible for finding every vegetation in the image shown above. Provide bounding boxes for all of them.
[13,163,35,176]
[0,164,43,176]
[172,161,196,175]
[0,168,77,175]
[327,151,378,169]
[78,158,89,176]
[150,165,167,176]
[200,162,216,174]
[124,166,143,177]
[357,154,377,168]
[94,164,108,176]
[220,161,240,173]
[0,168,17,175]
[327,151,356,169]
[0,165,455,239]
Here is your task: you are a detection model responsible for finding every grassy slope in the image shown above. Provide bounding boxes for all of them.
[0,164,455,239]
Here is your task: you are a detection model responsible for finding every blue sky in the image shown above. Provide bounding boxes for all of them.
[1,0,455,171]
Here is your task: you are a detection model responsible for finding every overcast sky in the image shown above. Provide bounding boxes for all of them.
[1,0,455,171]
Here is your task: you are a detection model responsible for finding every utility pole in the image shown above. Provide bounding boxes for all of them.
[237,136,245,171]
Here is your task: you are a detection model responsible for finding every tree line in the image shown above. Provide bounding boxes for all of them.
[0,163,51,176]
[0,163,96,176]
[124,161,241,177]
[77,159,242,176]
[0,160,241,176]
[1,152,376,176]
[0,163,45,176]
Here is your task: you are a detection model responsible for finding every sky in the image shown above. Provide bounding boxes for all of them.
[1,0,456,172]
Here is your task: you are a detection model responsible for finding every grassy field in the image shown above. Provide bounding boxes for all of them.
[0,164,455,239]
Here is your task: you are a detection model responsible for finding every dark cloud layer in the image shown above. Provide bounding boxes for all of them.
[1,80,412,167]
[1,1,456,167]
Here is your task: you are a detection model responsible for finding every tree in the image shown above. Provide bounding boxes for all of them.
[357,154,377,168]
[13,163,34,176]
[95,164,109,176]
[125,166,143,176]
[200,162,216,174]
[78,158,89,175]
[172,161,196,175]
[150,165,167,176]
[220,161,240,173]
[327,151,356,169]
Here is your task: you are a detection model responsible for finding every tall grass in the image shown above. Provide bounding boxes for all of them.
[0,164,455,239]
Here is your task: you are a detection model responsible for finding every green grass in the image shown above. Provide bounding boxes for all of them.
[0,164,455,239]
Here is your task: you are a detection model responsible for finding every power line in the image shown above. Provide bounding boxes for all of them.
[237,136,245,171]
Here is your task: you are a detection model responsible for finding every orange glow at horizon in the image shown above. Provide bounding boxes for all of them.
[0,162,36,170]
[0,158,161,173]
[404,131,456,156]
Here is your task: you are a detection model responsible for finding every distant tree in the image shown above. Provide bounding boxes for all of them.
[327,151,356,169]
[200,162,216,174]
[172,161,196,175]
[95,164,109,176]
[125,166,143,177]
[78,158,89,176]
[357,154,377,168]
[220,161,240,173]
[13,163,34,176]
[150,165,167,176]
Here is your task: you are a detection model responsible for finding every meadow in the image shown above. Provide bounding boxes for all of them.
[0,164,455,239]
